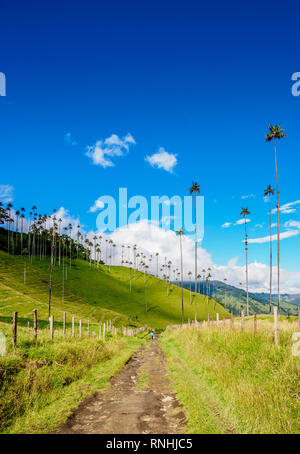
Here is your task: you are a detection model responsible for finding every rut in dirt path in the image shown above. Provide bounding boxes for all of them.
[55,341,186,434]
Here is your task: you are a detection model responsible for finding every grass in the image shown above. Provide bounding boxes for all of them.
[137,371,149,390]
[0,320,143,434]
[0,250,229,329]
[0,250,228,433]
[160,317,300,434]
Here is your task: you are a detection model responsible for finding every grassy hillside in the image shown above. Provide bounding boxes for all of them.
[184,280,299,316]
[0,251,229,330]
[254,292,300,308]
[161,317,300,434]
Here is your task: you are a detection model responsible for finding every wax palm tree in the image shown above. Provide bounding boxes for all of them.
[197,274,201,294]
[264,184,275,313]
[176,228,185,324]
[20,208,25,253]
[265,125,286,312]
[57,218,62,265]
[155,252,159,278]
[7,202,13,253]
[240,207,250,316]
[188,271,192,303]
[93,235,97,266]
[189,181,200,322]
[76,224,81,259]
[48,225,56,317]
[68,223,72,268]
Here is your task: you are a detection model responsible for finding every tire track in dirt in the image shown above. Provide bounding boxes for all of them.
[54,341,186,434]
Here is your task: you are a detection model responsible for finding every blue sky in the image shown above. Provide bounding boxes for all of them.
[0,0,300,289]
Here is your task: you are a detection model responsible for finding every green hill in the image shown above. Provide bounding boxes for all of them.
[0,251,229,330]
[183,280,299,316]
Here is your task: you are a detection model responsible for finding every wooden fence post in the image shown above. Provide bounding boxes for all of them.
[222,317,225,329]
[72,317,75,337]
[207,314,210,327]
[103,323,106,341]
[79,320,82,338]
[216,313,219,327]
[230,312,234,330]
[87,319,90,337]
[99,324,102,340]
[254,313,257,337]
[33,309,37,339]
[12,312,18,347]
[63,312,66,337]
[274,307,279,346]
[50,316,54,340]
[241,311,245,332]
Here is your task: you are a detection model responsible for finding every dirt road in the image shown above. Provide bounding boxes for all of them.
[55,340,186,434]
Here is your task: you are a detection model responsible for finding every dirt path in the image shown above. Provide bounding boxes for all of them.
[55,340,186,434]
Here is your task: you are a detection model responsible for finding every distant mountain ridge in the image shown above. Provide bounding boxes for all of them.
[179,280,299,316]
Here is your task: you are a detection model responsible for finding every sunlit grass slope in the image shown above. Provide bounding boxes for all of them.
[0,250,229,329]
[161,318,300,434]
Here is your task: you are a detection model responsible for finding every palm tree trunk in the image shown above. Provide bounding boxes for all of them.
[245,218,249,316]
[48,228,55,317]
[194,192,197,322]
[179,235,184,324]
[269,193,273,313]
[274,138,280,312]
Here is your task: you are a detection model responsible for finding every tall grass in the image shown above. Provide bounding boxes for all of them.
[161,317,300,434]
[0,321,142,433]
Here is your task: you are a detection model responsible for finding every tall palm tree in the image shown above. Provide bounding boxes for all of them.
[68,223,72,268]
[155,252,159,277]
[240,207,250,316]
[224,278,227,309]
[48,225,56,317]
[7,202,13,253]
[189,181,200,322]
[176,228,185,324]
[188,271,192,303]
[265,125,286,312]
[264,184,275,313]
[76,224,81,259]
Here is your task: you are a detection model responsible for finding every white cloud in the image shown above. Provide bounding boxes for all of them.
[86,133,136,168]
[272,200,300,215]
[64,132,77,146]
[222,222,231,228]
[0,184,14,203]
[145,147,177,173]
[108,220,212,277]
[49,207,81,237]
[105,220,300,293]
[221,218,250,228]
[235,218,250,225]
[89,198,105,213]
[161,215,175,226]
[227,257,238,267]
[241,194,255,199]
[217,260,300,294]
[284,220,300,229]
[248,230,300,244]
